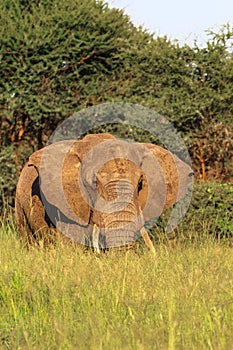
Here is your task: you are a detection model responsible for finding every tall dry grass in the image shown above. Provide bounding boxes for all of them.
[1,214,233,349]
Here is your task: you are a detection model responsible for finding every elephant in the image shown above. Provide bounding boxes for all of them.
[15,133,194,253]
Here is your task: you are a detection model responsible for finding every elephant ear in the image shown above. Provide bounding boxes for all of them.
[138,143,193,222]
[145,144,194,204]
[136,143,168,221]
[28,133,116,227]
[140,143,194,232]
[28,140,90,226]
[170,153,194,202]
[143,144,180,210]
[136,143,182,222]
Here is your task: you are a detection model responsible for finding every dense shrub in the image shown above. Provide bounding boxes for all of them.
[0,0,232,213]
[152,181,233,240]
[186,181,233,238]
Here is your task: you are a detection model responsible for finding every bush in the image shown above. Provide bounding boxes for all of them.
[0,0,232,213]
[151,181,233,240]
[186,181,233,238]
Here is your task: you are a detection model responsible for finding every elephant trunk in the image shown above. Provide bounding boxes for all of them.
[91,180,155,253]
[102,219,138,249]
[93,200,144,249]
[91,208,155,254]
[102,213,156,253]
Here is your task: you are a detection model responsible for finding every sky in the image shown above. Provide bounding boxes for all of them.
[106,0,233,46]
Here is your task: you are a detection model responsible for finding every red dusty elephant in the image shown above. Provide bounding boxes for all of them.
[15,133,194,253]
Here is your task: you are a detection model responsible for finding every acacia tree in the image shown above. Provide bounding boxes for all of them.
[0,0,154,209]
[182,26,233,180]
[0,0,138,147]
[0,0,232,212]
[119,26,233,180]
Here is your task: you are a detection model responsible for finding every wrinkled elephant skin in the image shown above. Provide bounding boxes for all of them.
[15,133,194,252]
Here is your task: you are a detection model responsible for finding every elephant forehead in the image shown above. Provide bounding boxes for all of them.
[87,139,141,163]
[80,139,142,183]
[97,158,142,183]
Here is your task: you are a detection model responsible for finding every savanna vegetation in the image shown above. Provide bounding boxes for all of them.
[0,0,233,348]
[1,216,233,349]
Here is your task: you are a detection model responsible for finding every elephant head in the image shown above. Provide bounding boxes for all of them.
[15,133,194,252]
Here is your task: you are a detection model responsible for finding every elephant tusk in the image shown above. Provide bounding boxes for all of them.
[92,224,100,254]
[140,227,156,256]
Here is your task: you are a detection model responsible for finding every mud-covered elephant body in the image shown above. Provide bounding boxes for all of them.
[15,133,193,250]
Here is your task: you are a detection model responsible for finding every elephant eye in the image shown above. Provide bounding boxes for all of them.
[189,172,194,177]
[138,177,143,193]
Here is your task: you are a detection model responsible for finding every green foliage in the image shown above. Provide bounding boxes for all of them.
[0,146,18,209]
[0,0,143,135]
[0,0,233,212]
[152,181,233,240]
[187,181,233,237]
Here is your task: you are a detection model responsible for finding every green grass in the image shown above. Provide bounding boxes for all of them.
[1,217,233,350]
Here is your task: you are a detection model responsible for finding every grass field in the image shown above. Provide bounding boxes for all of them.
[1,217,233,350]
